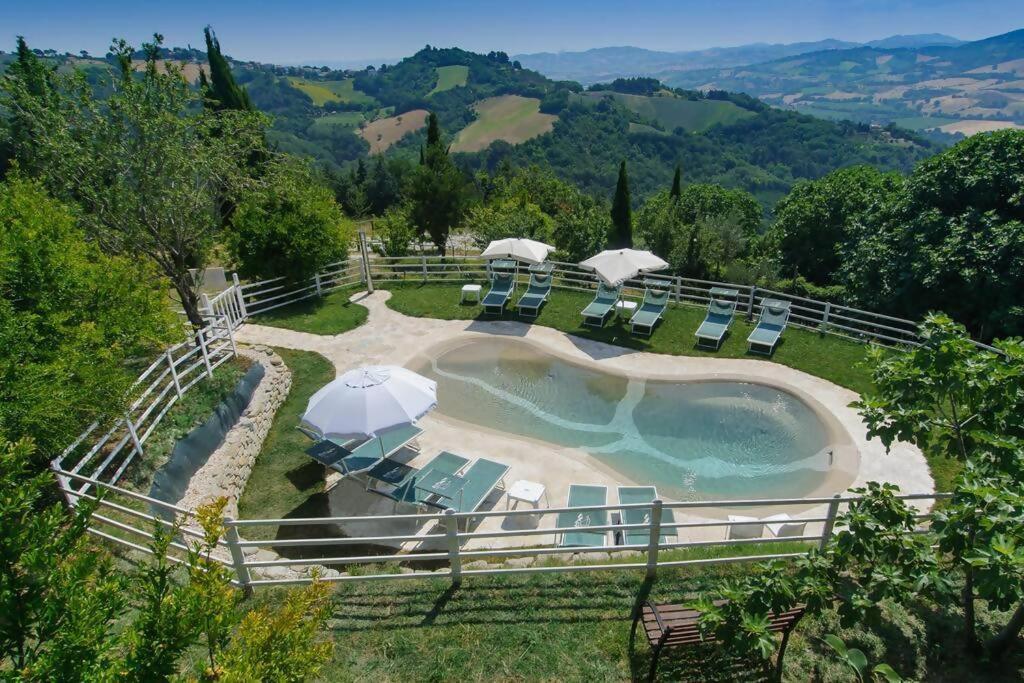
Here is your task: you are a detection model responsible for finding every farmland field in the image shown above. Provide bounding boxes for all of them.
[574,91,755,132]
[450,95,557,152]
[429,65,469,95]
[287,77,375,106]
[308,111,365,135]
[359,109,430,153]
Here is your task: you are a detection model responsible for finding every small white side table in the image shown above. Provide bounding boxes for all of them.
[461,284,482,303]
[506,479,548,509]
[615,300,638,315]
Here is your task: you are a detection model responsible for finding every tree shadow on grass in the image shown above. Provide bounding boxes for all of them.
[284,460,325,491]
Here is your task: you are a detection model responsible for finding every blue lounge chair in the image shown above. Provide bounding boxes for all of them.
[482,271,515,315]
[449,457,510,528]
[581,283,621,328]
[305,423,423,476]
[748,299,792,355]
[380,451,470,509]
[630,286,671,336]
[557,484,609,547]
[617,486,676,547]
[516,272,553,318]
[695,288,739,349]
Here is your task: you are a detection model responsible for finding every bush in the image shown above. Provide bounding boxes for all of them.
[230,160,354,283]
[374,204,418,257]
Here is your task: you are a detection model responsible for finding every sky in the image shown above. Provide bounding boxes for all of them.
[3,0,1023,65]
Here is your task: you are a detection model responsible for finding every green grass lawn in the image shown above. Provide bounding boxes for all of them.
[237,348,335,541]
[429,65,469,95]
[384,282,876,396]
[247,559,1024,682]
[252,287,368,335]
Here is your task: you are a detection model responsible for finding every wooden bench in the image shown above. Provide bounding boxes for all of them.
[631,599,806,682]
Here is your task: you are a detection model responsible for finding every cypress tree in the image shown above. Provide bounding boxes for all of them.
[426,112,441,147]
[670,164,682,200]
[610,160,632,249]
[202,26,253,111]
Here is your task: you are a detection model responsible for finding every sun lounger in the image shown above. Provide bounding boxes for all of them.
[516,272,553,318]
[727,514,765,540]
[448,457,510,528]
[747,299,792,355]
[617,486,677,546]
[763,513,808,538]
[581,282,621,328]
[557,484,609,547]
[482,271,515,315]
[695,288,739,349]
[306,423,423,476]
[630,287,670,336]
[382,451,470,509]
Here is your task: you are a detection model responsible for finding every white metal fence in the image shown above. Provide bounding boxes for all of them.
[52,247,969,588]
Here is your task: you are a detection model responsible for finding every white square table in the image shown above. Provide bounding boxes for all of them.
[506,479,548,509]
[615,300,638,314]
[461,283,482,303]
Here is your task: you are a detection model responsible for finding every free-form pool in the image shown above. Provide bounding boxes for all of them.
[413,338,846,501]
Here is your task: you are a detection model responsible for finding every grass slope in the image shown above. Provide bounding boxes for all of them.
[287,77,376,106]
[249,561,1024,681]
[577,91,756,132]
[237,348,335,540]
[450,95,557,153]
[429,64,469,96]
[308,111,366,134]
[252,287,368,335]
[360,109,430,154]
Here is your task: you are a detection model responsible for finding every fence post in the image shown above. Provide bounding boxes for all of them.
[421,254,428,281]
[314,271,323,298]
[747,285,757,321]
[124,414,144,460]
[224,521,253,597]
[223,315,237,356]
[819,494,841,551]
[198,326,213,379]
[166,350,183,398]
[200,292,212,321]
[232,273,248,320]
[444,508,462,586]
[674,276,682,304]
[645,499,664,580]
[822,302,831,331]
[359,231,375,294]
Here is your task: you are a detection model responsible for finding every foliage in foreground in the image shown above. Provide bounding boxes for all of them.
[0,439,333,681]
[0,174,176,466]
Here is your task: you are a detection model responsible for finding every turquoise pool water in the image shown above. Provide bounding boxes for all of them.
[413,338,835,501]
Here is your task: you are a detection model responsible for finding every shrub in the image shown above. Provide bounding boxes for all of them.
[230,160,354,283]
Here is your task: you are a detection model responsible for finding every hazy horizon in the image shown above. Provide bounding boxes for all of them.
[3,0,1023,66]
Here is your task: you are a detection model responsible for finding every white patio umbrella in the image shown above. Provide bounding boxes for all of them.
[578,249,669,287]
[300,366,437,443]
[480,238,555,265]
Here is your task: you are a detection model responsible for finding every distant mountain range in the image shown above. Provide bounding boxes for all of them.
[514,34,964,84]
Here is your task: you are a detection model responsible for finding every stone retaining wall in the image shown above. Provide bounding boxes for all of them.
[176,345,292,519]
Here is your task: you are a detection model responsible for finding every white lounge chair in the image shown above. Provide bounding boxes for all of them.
[763,513,808,538]
[727,514,765,540]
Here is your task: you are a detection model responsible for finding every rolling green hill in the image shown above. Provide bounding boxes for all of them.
[450,95,556,152]
[573,91,755,132]
[665,28,1024,131]
[286,77,375,106]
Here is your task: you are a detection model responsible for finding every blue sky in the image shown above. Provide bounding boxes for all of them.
[3,0,1022,65]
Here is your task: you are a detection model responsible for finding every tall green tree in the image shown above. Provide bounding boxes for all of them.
[670,164,682,200]
[201,26,253,112]
[2,35,267,329]
[609,160,632,249]
[0,175,176,464]
[408,113,465,255]
[0,37,56,173]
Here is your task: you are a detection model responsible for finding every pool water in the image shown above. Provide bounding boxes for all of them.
[413,338,835,501]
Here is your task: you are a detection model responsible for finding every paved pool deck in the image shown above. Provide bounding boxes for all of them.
[233,289,934,554]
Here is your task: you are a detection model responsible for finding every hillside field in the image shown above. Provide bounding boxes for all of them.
[429,65,469,95]
[574,91,755,132]
[450,95,557,153]
[359,109,430,153]
[287,77,375,106]
[307,111,365,135]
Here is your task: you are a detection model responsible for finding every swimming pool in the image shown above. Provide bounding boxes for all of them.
[412,338,852,501]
